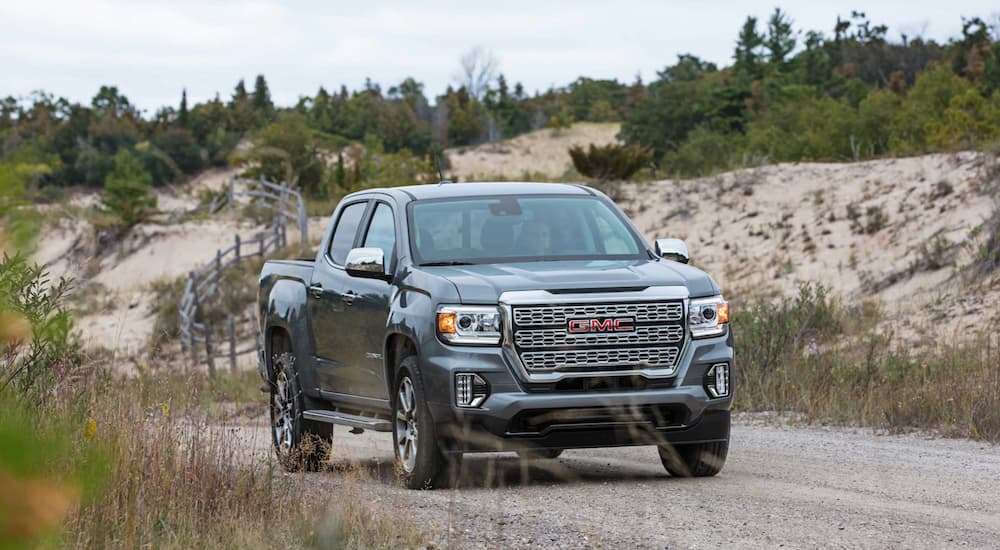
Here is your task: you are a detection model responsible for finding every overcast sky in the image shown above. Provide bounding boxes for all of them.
[2,0,996,113]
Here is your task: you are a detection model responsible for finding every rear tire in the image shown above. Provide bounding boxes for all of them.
[658,440,728,477]
[270,353,331,472]
[392,356,460,489]
[517,448,563,460]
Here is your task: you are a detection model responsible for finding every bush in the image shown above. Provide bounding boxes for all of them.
[568,143,653,181]
[99,149,157,227]
[0,254,79,404]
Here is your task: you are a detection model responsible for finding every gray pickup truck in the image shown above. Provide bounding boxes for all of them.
[257,182,733,488]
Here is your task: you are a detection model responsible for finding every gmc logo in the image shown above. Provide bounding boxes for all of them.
[567,317,635,333]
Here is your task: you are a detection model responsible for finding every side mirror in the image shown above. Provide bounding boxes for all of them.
[345,247,390,279]
[654,238,689,264]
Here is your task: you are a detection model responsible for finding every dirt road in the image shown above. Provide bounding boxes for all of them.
[236,416,1000,548]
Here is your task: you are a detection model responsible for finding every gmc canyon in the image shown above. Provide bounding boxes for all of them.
[257,182,733,488]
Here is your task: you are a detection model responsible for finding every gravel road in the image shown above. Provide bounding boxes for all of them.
[236,416,1000,548]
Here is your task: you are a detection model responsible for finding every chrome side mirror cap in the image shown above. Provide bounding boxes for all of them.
[654,238,689,264]
[345,247,389,279]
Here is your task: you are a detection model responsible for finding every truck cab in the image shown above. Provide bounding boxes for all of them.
[258,182,733,488]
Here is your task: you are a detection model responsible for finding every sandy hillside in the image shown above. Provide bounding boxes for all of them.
[446,122,620,181]
[33,145,998,363]
[623,152,999,343]
[33,167,328,362]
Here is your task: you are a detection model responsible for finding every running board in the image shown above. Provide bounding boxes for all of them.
[302,410,392,432]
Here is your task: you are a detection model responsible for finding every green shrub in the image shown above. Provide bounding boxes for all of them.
[0,254,79,404]
[99,149,157,227]
[568,143,653,181]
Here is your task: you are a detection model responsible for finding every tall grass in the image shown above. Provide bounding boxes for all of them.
[1,370,427,548]
[734,284,1000,441]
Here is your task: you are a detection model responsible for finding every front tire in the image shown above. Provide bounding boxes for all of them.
[270,353,331,472]
[392,356,460,489]
[658,440,728,477]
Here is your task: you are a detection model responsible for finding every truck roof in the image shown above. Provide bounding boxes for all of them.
[349,182,595,202]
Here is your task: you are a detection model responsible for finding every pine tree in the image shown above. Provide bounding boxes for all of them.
[100,149,156,227]
[231,79,248,107]
[252,74,273,112]
[734,16,765,80]
[178,88,189,127]
[766,8,796,67]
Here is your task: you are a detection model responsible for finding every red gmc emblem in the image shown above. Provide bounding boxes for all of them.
[567,317,635,333]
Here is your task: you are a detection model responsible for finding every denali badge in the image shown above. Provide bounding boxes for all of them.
[567,317,636,333]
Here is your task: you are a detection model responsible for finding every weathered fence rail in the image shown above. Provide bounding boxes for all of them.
[178,177,305,376]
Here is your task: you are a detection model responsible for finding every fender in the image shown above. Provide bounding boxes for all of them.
[264,277,321,396]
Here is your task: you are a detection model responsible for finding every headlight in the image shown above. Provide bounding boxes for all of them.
[689,295,729,338]
[437,305,503,345]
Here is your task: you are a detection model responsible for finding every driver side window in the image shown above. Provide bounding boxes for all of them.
[362,203,396,271]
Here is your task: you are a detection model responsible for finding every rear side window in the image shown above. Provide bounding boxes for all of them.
[328,202,368,265]
[362,203,396,266]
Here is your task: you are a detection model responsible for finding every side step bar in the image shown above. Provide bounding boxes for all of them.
[303,410,392,432]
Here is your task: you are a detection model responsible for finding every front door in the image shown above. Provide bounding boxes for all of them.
[346,201,397,399]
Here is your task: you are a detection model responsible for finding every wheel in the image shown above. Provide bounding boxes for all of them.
[658,440,728,477]
[392,356,461,489]
[270,353,331,472]
[517,448,563,460]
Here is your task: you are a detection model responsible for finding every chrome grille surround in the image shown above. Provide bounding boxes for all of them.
[520,346,681,371]
[513,302,682,327]
[514,325,684,348]
[500,288,690,382]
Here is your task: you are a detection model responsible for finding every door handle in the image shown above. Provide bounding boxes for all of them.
[308,285,323,299]
[341,291,358,306]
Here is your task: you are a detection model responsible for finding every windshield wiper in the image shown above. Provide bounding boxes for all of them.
[420,260,476,266]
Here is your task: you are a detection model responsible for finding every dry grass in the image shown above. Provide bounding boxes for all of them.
[5,370,427,549]
[734,284,1000,441]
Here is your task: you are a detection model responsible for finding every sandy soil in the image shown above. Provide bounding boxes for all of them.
[231,414,1000,549]
[446,122,620,181]
[622,152,999,342]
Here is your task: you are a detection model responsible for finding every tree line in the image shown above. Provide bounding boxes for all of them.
[1,8,999,208]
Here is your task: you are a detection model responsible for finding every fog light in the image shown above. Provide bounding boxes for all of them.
[705,363,730,398]
[455,373,489,408]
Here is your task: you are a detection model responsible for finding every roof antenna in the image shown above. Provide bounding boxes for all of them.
[433,151,451,186]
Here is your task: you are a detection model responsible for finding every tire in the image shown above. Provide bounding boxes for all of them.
[392,356,461,489]
[270,353,331,472]
[658,440,728,477]
[517,448,564,460]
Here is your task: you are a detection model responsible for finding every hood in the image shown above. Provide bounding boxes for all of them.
[421,259,720,304]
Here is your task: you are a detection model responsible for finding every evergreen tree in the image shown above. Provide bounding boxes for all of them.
[252,74,274,112]
[734,16,765,80]
[100,149,156,227]
[231,79,248,107]
[178,88,189,127]
[766,8,797,67]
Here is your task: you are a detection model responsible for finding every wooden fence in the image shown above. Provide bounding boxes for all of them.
[178,177,305,375]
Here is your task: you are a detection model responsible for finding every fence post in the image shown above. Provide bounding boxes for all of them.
[227,178,235,215]
[205,325,216,378]
[280,221,287,249]
[216,249,222,276]
[259,232,265,256]
[297,200,308,249]
[188,272,198,363]
[234,234,241,266]
[228,314,237,373]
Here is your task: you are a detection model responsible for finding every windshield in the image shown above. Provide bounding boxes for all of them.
[409,195,645,265]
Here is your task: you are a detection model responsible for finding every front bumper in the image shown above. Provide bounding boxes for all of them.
[419,328,734,454]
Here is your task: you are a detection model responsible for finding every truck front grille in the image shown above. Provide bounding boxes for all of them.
[511,300,685,376]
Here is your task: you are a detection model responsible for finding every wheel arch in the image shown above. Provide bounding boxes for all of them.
[384,332,418,396]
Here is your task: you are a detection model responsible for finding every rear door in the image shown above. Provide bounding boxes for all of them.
[307,199,369,392]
